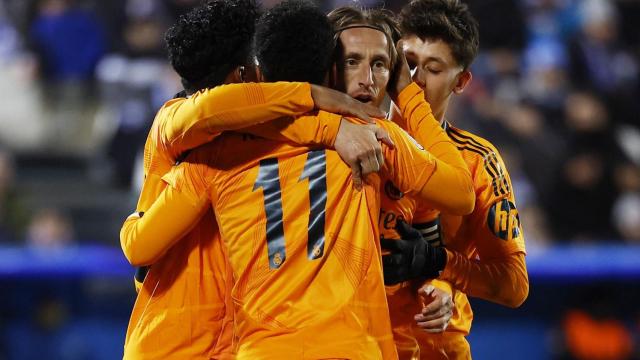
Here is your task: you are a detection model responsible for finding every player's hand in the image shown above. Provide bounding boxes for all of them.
[310,84,386,123]
[334,119,394,190]
[388,40,413,102]
[414,284,453,333]
[380,220,447,285]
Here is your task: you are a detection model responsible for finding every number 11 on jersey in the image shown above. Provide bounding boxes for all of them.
[253,150,328,269]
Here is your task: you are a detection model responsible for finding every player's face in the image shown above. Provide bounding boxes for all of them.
[335,27,391,107]
[401,35,472,122]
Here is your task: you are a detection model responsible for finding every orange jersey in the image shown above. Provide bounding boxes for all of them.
[381,84,471,360]
[436,122,527,327]
[121,82,344,360]
[382,119,528,359]
[121,113,476,359]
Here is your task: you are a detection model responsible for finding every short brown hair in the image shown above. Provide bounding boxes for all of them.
[399,0,479,70]
[328,6,401,70]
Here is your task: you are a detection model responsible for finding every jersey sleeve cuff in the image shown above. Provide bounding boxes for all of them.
[316,110,343,147]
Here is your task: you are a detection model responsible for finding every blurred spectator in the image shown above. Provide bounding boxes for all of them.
[0,149,28,242]
[0,2,46,151]
[548,149,617,241]
[521,37,569,112]
[27,0,106,154]
[612,192,640,243]
[567,0,638,94]
[500,146,552,251]
[504,103,564,193]
[95,4,179,188]
[467,0,526,51]
[546,91,622,241]
[523,0,581,42]
[26,208,75,250]
[567,0,639,127]
[29,0,105,82]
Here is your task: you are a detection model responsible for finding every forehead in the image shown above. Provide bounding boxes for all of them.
[402,35,458,66]
[339,27,389,55]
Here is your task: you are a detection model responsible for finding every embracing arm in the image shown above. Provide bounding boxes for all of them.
[158,82,315,158]
[158,82,385,158]
[393,84,474,215]
[120,183,208,267]
[120,150,214,267]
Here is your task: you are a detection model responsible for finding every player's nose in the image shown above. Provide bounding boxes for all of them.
[412,67,426,88]
[357,65,375,88]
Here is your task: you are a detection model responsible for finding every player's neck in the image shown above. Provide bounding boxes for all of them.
[434,107,447,126]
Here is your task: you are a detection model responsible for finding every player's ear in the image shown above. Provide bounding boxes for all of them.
[255,66,265,82]
[225,66,244,84]
[453,70,472,94]
[243,65,258,82]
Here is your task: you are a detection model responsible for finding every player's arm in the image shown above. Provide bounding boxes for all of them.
[378,121,474,216]
[126,136,172,290]
[159,82,384,158]
[120,183,209,266]
[389,42,471,200]
[120,153,215,266]
[393,83,469,175]
[440,162,528,308]
[441,250,528,308]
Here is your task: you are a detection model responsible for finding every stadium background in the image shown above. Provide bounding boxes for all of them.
[0,0,638,358]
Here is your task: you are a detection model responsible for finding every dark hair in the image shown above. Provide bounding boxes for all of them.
[254,0,333,85]
[165,0,259,93]
[399,0,479,70]
[328,6,401,70]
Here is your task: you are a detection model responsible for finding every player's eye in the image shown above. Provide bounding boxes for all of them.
[372,60,388,71]
[345,58,358,67]
[428,67,442,74]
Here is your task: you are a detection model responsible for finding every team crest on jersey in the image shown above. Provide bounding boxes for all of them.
[384,180,404,200]
[487,199,521,241]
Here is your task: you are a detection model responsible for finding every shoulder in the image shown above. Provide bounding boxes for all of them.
[445,124,511,196]
[149,98,186,139]
[445,124,502,161]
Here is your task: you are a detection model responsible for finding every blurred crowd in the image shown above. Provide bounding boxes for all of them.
[0,0,639,249]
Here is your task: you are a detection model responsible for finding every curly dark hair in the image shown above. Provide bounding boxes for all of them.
[328,7,401,71]
[254,0,333,85]
[399,0,479,70]
[165,0,259,93]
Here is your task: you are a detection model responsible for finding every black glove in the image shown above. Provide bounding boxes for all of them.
[381,220,447,285]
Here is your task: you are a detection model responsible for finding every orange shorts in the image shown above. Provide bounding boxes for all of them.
[393,326,470,360]
[413,332,471,360]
